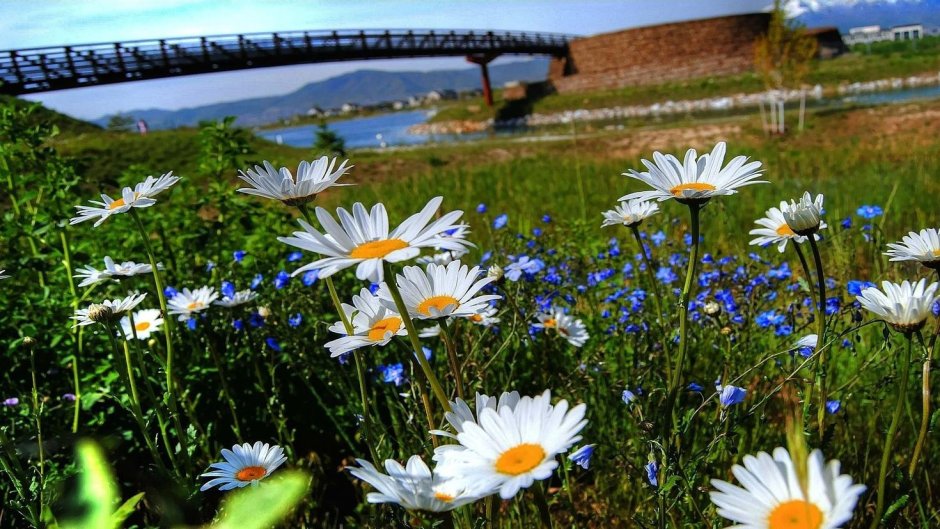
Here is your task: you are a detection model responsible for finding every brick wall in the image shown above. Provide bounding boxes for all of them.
[549,14,771,93]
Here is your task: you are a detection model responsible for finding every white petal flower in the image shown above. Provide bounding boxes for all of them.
[856,279,939,333]
[73,293,147,327]
[167,286,219,321]
[600,199,660,228]
[709,447,865,529]
[795,334,818,350]
[324,287,406,357]
[0,269,7,280]
[885,228,940,270]
[432,390,587,500]
[200,442,288,491]
[749,202,826,252]
[278,197,471,283]
[621,142,765,204]
[213,289,259,308]
[430,391,522,440]
[533,308,590,347]
[120,308,164,340]
[347,455,489,512]
[380,261,501,320]
[70,172,179,227]
[237,157,352,206]
[782,192,825,236]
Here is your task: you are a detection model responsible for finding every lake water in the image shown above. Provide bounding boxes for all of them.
[258,84,940,149]
[258,110,491,149]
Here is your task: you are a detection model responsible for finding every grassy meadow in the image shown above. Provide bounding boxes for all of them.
[1,86,940,529]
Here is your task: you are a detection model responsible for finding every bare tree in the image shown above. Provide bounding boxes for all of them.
[754,0,818,134]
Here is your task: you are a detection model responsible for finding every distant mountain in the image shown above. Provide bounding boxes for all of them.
[97,59,549,130]
[791,0,940,30]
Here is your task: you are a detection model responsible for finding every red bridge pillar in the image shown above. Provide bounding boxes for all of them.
[466,53,499,107]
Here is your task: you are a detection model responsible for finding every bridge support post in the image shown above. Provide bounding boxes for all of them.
[466,53,499,107]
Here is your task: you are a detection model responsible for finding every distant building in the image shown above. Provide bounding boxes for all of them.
[391,100,406,110]
[306,106,325,117]
[889,24,923,41]
[503,81,528,101]
[845,25,884,45]
[340,102,359,114]
[407,95,424,107]
[425,89,457,102]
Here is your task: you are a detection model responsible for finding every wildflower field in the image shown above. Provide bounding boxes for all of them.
[2,97,940,529]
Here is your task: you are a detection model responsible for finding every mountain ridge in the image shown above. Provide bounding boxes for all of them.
[97,59,549,130]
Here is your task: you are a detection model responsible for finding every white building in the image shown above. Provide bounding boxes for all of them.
[340,103,359,114]
[889,24,923,41]
[845,23,925,45]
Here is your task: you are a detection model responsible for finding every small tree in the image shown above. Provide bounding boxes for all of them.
[198,116,252,179]
[313,122,346,157]
[105,114,135,132]
[754,0,818,133]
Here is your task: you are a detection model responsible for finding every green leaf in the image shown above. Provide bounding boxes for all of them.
[111,492,145,526]
[202,471,309,529]
[59,441,117,529]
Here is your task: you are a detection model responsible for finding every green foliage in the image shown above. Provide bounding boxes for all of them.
[105,115,136,133]
[204,472,309,529]
[754,0,817,89]
[56,441,143,529]
[198,116,253,179]
[313,122,346,157]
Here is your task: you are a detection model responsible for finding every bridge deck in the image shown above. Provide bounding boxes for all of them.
[0,30,572,95]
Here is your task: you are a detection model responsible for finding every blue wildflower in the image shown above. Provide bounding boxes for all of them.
[164,286,179,298]
[542,214,552,223]
[287,251,303,262]
[248,312,265,328]
[847,280,875,296]
[221,280,236,299]
[493,213,508,229]
[856,205,883,219]
[688,382,703,392]
[826,400,841,414]
[205,261,215,272]
[265,337,282,352]
[274,271,290,289]
[302,269,319,286]
[650,231,666,247]
[250,273,264,290]
[645,461,659,487]
[718,385,746,407]
[840,217,852,229]
[476,203,487,214]
[233,250,246,262]
[379,363,406,386]
[288,313,303,328]
[568,444,595,470]
[622,389,637,404]
[186,318,197,331]
[232,319,244,331]
[655,266,678,284]
[421,346,433,361]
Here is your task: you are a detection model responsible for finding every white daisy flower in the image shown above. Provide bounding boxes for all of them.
[710,447,865,529]
[885,228,940,270]
[380,261,501,321]
[856,279,940,333]
[278,196,470,283]
[416,249,469,267]
[74,264,110,287]
[104,256,157,277]
[0,270,7,280]
[70,172,179,227]
[324,287,406,357]
[347,455,488,512]
[621,142,765,204]
[533,309,590,347]
[600,199,660,228]
[200,442,288,492]
[749,202,826,253]
[167,286,219,321]
[120,308,164,340]
[795,334,818,350]
[433,390,587,500]
[72,293,147,327]
[213,289,259,308]
[468,305,500,327]
[419,324,442,338]
[782,192,825,236]
[237,157,352,206]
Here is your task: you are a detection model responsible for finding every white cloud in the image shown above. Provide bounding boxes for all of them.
[780,0,922,18]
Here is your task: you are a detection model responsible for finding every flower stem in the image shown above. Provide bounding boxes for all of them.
[667,203,701,402]
[382,261,452,413]
[909,330,934,477]
[631,225,667,340]
[27,343,45,513]
[297,203,381,463]
[807,236,828,437]
[791,243,812,288]
[533,481,554,529]
[870,334,912,529]
[130,208,192,472]
[439,319,465,400]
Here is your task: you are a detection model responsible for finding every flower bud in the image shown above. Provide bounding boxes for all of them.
[782,192,824,236]
[486,264,504,282]
[87,304,115,323]
[704,301,721,316]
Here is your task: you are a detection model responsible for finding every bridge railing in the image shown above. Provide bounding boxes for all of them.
[0,30,573,94]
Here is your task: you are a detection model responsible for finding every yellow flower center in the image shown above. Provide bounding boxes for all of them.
[135,321,151,332]
[187,301,205,311]
[470,314,484,323]
[495,443,546,476]
[776,224,796,237]
[670,182,716,196]
[932,249,940,257]
[434,492,455,502]
[107,192,140,210]
[417,295,460,316]
[349,239,408,259]
[368,317,401,341]
[767,500,823,529]
[543,318,557,328]
[235,465,268,481]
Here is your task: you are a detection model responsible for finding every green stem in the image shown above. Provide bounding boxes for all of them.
[129,209,191,472]
[532,481,554,529]
[791,243,812,288]
[28,345,45,517]
[206,334,244,440]
[631,225,667,334]
[909,331,934,477]
[68,355,80,434]
[297,203,381,463]
[382,261,452,413]
[667,203,701,400]
[439,319,465,400]
[807,236,828,437]
[870,334,912,529]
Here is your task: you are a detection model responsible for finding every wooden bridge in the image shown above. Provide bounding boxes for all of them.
[0,29,573,105]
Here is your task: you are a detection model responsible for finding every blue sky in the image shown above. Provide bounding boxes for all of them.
[1,0,908,119]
